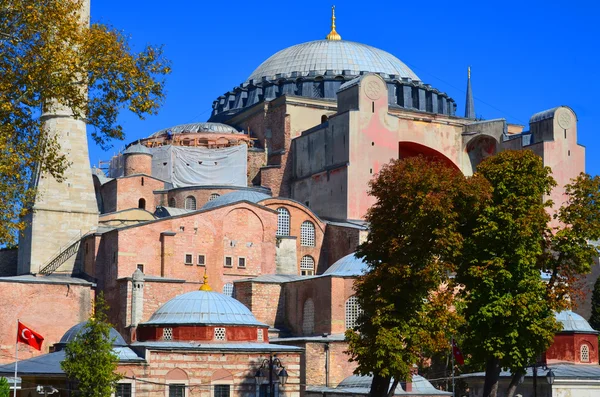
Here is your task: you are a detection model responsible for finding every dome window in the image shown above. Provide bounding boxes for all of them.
[345,296,363,330]
[301,221,316,247]
[276,207,290,236]
[209,193,220,201]
[581,344,590,362]
[223,283,234,298]
[257,328,264,342]
[185,196,196,210]
[214,327,226,341]
[169,198,176,207]
[162,327,173,341]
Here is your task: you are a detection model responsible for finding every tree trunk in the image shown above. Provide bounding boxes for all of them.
[369,374,392,397]
[506,371,524,397]
[387,379,400,397]
[482,358,501,397]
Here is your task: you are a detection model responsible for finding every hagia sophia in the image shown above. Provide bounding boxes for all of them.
[1,3,599,397]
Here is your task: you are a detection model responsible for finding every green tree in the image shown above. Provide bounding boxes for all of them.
[0,377,10,397]
[61,293,122,397]
[456,150,600,397]
[0,0,170,244]
[589,276,600,331]
[345,156,489,397]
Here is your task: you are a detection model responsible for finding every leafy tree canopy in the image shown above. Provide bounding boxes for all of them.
[0,0,170,244]
[589,276,600,332]
[345,156,489,397]
[0,377,10,397]
[61,293,122,397]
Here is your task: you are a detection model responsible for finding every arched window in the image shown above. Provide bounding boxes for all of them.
[169,198,176,207]
[184,196,196,210]
[300,221,315,247]
[223,283,234,298]
[302,298,315,335]
[321,114,328,124]
[276,207,290,236]
[138,198,146,210]
[581,344,590,362]
[300,255,315,276]
[345,296,363,330]
[209,193,220,201]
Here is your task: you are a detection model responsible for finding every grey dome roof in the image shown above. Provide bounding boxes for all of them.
[338,374,451,395]
[555,310,598,333]
[123,143,151,155]
[142,290,266,326]
[150,122,240,138]
[58,321,127,347]
[323,253,367,276]
[248,40,420,82]
[202,190,271,210]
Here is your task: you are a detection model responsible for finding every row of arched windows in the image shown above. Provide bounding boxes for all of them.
[276,207,316,247]
[167,193,221,209]
[301,295,362,335]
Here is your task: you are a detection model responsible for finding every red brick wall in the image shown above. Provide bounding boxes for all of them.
[546,332,599,364]
[118,350,301,397]
[284,277,333,335]
[167,187,243,210]
[136,325,269,343]
[0,281,92,364]
[248,149,265,186]
[124,153,152,176]
[101,176,164,213]
[234,281,285,328]
[322,225,364,274]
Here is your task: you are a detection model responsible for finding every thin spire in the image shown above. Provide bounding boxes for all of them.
[199,272,212,291]
[465,66,475,119]
[326,5,342,41]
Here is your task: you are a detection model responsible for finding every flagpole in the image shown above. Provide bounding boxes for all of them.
[451,336,455,397]
[14,319,18,397]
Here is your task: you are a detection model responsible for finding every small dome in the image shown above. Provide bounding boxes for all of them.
[248,40,420,82]
[555,310,598,333]
[123,143,151,155]
[338,374,450,395]
[143,290,266,326]
[150,122,240,138]
[202,190,271,210]
[58,321,127,347]
[323,253,367,276]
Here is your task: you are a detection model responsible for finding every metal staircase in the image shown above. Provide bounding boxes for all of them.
[38,236,82,275]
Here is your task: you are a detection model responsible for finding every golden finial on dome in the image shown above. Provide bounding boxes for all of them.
[326,5,342,41]
[199,272,212,291]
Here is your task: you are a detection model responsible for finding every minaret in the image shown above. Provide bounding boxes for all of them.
[464,66,475,119]
[326,5,342,41]
[17,0,98,275]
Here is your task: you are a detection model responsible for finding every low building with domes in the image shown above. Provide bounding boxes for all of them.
[0,4,595,397]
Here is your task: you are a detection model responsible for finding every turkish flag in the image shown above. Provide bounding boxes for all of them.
[17,322,44,351]
[452,339,465,365]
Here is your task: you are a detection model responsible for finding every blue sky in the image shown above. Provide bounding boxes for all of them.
[89,0,599,175]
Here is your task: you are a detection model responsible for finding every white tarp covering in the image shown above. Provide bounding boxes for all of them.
[151,145,247,187]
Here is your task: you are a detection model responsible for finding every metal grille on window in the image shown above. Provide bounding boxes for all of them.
[257,328,264,341]
[345,296,363,329]
[302,298,315,335]
[300,221,315,246]
[276,207,290,236]
[214,327,226,341]
[214,385,230,397]
[209,193,220,201]
[223,283,234,297]
[184,196,196,210]
[169,384,185,397]
[116,383,132,397]
[581,344,590,362]
[300,255,315,276]
[185,254,193,265]
[163,327,173,341]
[169,198,176,207]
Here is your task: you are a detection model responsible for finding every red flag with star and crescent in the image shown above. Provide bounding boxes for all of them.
[452,339,465,365]
[17,321,44,351]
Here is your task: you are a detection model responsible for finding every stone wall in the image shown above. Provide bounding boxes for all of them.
[0,248,17,277]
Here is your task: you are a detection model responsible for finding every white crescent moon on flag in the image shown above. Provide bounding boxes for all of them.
[21,328,32,340]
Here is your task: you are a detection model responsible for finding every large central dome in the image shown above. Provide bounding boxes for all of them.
[247,40,420,82]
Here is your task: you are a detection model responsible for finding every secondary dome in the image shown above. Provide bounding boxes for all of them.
[149,122,240,138]
[556,310,598,333]
[58,321,127,347]
[202,190,271,210]
[323,253,368,276]
[143,289,266,326]
[248,40,420,82]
